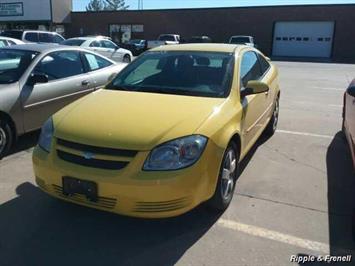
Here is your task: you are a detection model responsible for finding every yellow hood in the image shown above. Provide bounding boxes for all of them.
[54,89,225,150]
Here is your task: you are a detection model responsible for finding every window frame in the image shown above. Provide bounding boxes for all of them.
[33,50,87,83]
[239,50,264,89]
[81,51,113,72]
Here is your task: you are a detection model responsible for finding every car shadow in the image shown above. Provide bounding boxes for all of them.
[0,182,222,266]
[5,130,40,158]
[296,132,355,265]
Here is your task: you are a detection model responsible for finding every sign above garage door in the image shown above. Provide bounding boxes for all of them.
[272,21,334,58]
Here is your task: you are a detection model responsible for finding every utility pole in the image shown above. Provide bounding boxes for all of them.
[138,0,143,10]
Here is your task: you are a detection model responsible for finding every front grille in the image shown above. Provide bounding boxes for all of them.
[57,138,138,157]
[134,198,189,213]
[56,138,138,170]
[52,185,117,209]
[57,150,128,170]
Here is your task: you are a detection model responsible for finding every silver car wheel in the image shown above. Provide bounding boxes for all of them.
[273,99,280,131]
[0,127,7,155]
[221,149,237,200]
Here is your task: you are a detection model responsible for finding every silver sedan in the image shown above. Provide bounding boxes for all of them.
[0,44,126,158]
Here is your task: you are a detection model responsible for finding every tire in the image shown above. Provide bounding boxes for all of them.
[123,54,131,63]
[207,142,239,212]
[0,119,13,160]
[264,96,280,137]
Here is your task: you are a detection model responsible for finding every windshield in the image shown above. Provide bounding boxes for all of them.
[230,37,251,44]
[0,50,38,84]
[107,51,234,98]
[159,35,176,42]
[61,39,86,46]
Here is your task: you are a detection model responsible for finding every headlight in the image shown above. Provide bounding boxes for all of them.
[38,117,54,153]
[143,135,208,171]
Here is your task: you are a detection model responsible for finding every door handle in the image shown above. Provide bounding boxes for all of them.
[82,80,90,86]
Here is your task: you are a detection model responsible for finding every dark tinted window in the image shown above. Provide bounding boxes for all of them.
[53,34,65,43]
[34,51,84,81]
[83,53,112,71]
[0,49,38,84]
[25,32,39,42]
[108,51,234,98]
[0,40,8,48]
[258,54,270,75]
[62,39,86,46]
[39,33,53,43]
[1,30,23,40]
[158,35,176,42]
[230,37,251,44]
[90,41,102,47]
[7,40,16,45]
[240,51,262,87]
[101,40,117,49]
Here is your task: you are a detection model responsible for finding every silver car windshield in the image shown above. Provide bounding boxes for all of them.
[107,51,235,98]
[0,50,38,84]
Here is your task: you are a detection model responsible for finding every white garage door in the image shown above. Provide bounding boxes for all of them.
[272,21,334,58]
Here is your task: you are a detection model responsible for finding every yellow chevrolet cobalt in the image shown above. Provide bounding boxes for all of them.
[32,44,280,218]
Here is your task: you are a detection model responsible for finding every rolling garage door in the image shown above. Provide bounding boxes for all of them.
[272,21,334,58]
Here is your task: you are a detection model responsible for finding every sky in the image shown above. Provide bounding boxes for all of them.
[73,0,355,11]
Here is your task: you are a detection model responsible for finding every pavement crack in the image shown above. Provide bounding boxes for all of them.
[264,145,326,174]
[235,192,353,217]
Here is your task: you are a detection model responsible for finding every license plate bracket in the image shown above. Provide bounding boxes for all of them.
[62,177,98,202]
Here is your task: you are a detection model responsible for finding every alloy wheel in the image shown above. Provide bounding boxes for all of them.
[221,149,237,200]
[0,127,7,155]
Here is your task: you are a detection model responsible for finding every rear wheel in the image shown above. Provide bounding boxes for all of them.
[0,120,13,159]
[208,142,239,211]
[264,96,280,136]
[123,54,131,63]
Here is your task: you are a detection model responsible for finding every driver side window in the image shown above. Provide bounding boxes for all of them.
[240,51,262,88]
[34,51,85,81]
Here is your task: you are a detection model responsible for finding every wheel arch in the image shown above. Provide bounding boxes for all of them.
[0,111,17,140]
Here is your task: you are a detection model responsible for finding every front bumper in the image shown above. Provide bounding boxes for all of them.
[32,140,223,218]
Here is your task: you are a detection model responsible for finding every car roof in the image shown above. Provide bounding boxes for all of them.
[2,43,88,53]
[67,37,109,41]
[151,43,245,53]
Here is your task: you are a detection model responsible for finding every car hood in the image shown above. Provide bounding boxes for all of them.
[54,89,225,150]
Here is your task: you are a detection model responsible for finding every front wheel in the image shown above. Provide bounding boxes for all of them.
[207,142,239,211]
[0,120,13,159]
[264,96,280,136]
[123,54,131,63]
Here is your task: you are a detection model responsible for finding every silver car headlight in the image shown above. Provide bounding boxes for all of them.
[38,117,54,153]
[143,135,208,171]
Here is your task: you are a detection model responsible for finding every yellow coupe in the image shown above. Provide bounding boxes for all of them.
[32,44,280,218]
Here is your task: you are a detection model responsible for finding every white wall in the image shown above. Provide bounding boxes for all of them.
[0,0,51,21]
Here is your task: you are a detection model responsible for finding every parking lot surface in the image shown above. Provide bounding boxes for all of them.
[1,61,355,266]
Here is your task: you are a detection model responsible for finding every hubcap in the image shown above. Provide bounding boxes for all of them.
[273,100,279,131]
[0,127,7,154]
[221,149,237,200]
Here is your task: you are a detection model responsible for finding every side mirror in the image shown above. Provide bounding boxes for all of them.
[347,86,355,97]
[27,73,49,86]
[240,81,269,98]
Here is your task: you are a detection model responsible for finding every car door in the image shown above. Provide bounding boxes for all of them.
[21,50,92,132]
[239,50,269,151]
[88,40,109,58]
[81,51,119,90]
[101,40,123,62]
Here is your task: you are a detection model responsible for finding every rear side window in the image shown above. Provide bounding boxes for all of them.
[34,51,85,81]
[25,32,39,42]
[90,41,102,48]
[53,34,65,43]
[39,33,53,43]
[0,40,8,48]
[240,51,262,87]
[101,40,117,49]
[258,54,270,75]
[83,53,112,71]
[62,39,86,46]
